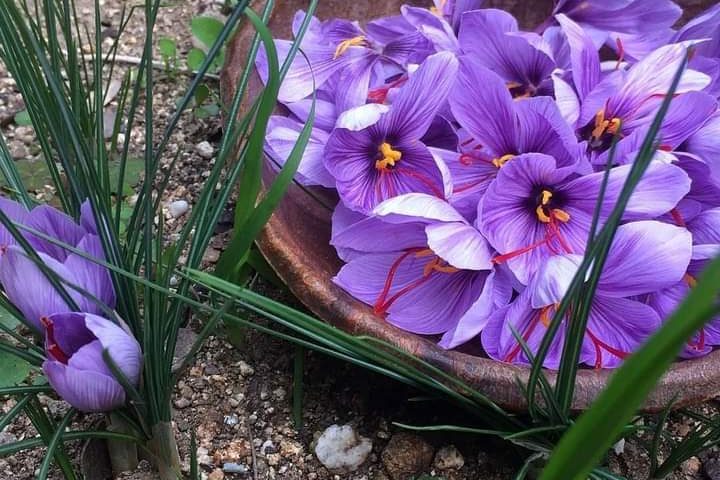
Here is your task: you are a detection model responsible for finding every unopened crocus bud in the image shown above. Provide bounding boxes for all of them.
[42,312,142,413]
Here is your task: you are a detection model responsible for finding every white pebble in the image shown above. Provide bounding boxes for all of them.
[168,200,189,218]
[314,424,372,472]
[196,140,214,159]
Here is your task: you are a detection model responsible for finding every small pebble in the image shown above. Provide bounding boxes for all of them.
[196,140,214,159]
[315,424,372,473]
[239,361,255,377]
[434,445,464,470]
[168,199,189,218]
[207,469,224,480]
[174,397,191,409]
[260,439,276,455]
[222,462,248,474]
[224,414,239,426]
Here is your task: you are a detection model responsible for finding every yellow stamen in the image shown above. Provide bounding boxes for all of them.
[376,142,402,170]
[684,273,698,288]
[552,208,571,223]
[540,304,558,328]
[334,35,366,59]
[591,109,622,140]
[422,257,460,277]
[540,190,553,206]
[535,190,571,223]
[536,205,552,223]
[492,153,515,168]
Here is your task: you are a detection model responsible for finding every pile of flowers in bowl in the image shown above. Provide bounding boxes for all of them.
[258,0,720,369]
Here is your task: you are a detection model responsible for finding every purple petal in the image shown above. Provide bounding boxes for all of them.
[334,251,483,335]
[439,270,512,349]
[0,247,77,330]
[383,51,458,139]
[563,161,691,221]
[556,14,600,99]
[285,98,337,131]
[0,197,29,252]
[373,193,466,224]
[686,113,720,188]
[79,200,98,235]
[529,254,583,308]
[597,221,692,297]
[84,313,142,385]
[266,116,335,188]
[425,222,493,270]
[401,5,459,53]
[459,9,555,91]
[449,57,515,156]
[482,289,566,368]
[45,312,95,358]
[581,296,660,368]
[335,104,389,131]
[43,360,125,413]
[331,214,427,255]
[26,205,85,261]
[63,234,116,313]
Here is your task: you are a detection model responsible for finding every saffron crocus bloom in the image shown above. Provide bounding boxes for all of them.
[333,194,510,345]
[479,153,690,284]
[323,52,456,213]
[458,9,557,98]
[549,0,681,49]
[574,42,710,154]
[0,202,115,331]
[257,10,425,110]
[483,221,692,369]
[42,312,142,412]
[447,57,582,204]
[645,207,720,358]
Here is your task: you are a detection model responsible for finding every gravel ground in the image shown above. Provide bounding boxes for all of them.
[0,1,718,479]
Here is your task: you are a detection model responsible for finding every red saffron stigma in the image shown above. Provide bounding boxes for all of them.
[615,37,625,70]
[41,317,70,364]
[670,208,686,227]
[586,329,629,369]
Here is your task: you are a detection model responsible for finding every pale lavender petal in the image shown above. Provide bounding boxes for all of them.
[552,74,580,126]
[383,51,459,139]
[26,205,85,261]
[266,116,334,188]
[335,104,389,131]
[449,57,515,156]
[85,313,143,385]
[79,200,98,235]
[43,360,125,413]
[581,296,660,368]
[373,193,466,224]
[425,222,493,270]
[529,254,583,308]
[68,339,114,378]
[0,247,77,330]
[556,14,600,99]
[63,234,116,313]
[331,215,427,254]
[285,98,337,131]
[598,221,692,297]
[439,270,511,348]
[563,162,691,221]
[334,252,482,334]
[686,114,720,188]
[401,5,459,52]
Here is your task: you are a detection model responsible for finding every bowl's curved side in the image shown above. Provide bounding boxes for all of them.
[220,0,720,412]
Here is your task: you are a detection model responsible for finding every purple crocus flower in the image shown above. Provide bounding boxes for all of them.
[483,221,692,368]
[686,112,720,189]
[0,201,115,331]
[446,56,583,207]
[333,193,511,346]
[42,312,142,413]
[0,197,29,254]
[458,9,557,98]
[644,207,720,358]
[548,0,681,52]
[323,52,456,213]
[572,41,710,154]
[257,10,426,111]
[478,153,691,284]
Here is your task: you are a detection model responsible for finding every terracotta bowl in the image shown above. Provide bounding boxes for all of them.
[221,0,720,412]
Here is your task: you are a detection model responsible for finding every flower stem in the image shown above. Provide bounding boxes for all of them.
[107,413,139,474]
[149,422,182,480]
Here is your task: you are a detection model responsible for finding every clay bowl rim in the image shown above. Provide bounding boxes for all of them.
[219,17,720,414]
